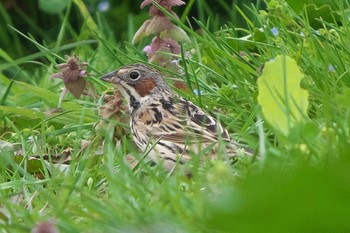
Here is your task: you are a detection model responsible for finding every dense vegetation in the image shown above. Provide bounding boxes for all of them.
[1,0,349,232]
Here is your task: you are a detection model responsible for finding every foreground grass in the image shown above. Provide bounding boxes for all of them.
[1,1,350,232]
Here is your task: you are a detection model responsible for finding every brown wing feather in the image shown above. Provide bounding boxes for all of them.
[178,97,231,142]
[137,96,230,145]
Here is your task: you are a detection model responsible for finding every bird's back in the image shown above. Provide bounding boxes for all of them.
[130,92,241,170]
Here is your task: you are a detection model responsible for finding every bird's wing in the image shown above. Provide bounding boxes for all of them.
[177,97,231,142]
[139,96,230,145]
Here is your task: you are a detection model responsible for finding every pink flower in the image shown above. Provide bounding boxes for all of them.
[144,36,180,57]
[148,5,179,17]
[141,0,185,9]
[132,16,173,43]
[136,0,188,67]
[143,45,153,54]
[144,36,180,66]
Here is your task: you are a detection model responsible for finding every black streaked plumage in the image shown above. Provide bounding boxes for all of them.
[100,63,252,171]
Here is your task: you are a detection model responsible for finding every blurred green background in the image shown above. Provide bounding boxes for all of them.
[1,0,350,232]
[0,0,264,59]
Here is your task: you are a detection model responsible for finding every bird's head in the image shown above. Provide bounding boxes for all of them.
[100,64,171,105]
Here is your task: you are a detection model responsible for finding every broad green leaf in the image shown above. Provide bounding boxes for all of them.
[0,105,44,119]
[14,155,45,174]
[257,55,309,135]
[38,0,69,14]
[168,26,191,43]
[0,75,89,112]
[334,87,350,107]
[0,76,97,124]
[73,0,98,34]
[286,0,341,27]
[204,163,350,233]
[0,48,14,62]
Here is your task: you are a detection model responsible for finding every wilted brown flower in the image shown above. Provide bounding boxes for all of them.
[95,90,129,140]
[51,55,88,99]
[99,90,127,119]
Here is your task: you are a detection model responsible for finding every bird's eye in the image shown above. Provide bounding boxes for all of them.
[129,71,141,80]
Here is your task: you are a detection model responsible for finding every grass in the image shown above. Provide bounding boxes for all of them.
[1,0,350,232]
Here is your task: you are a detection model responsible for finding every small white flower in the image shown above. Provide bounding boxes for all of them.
[193,89,204,95]
[328,64,336,72]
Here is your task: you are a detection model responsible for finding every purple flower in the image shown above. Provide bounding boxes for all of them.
[80,69,87,77]
[143,45,152,54]
[98,0,110,12]
[271,27,279,36]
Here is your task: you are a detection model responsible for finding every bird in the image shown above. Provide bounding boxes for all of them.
[100,63,251,171]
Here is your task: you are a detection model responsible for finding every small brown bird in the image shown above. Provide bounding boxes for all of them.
[101,64,251,171]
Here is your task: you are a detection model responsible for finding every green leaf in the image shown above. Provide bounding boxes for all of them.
[286,0,339,13]
[168,26,191,43]
[204,163,350,233]
[0,48,14,62]
[38,0,69,14]
[257,55,309,136]
[334,87,350,107]
[286,0,341,27]
[0,105,44,119]
[14,155,45,174]
[73,0,98,36]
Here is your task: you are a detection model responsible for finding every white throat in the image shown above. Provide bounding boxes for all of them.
[139,95,151,105]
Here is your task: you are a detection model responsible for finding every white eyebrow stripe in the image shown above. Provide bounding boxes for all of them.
[117,68,129,74]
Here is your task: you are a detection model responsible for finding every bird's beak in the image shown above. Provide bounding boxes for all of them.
[100,72,120,83]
